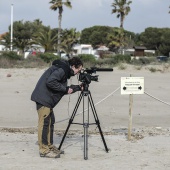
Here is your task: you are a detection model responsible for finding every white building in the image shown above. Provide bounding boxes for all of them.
[73,44,94,55]
[72,44,111,59]
[0,44,5,51]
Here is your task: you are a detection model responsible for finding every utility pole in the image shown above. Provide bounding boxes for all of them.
[10,4,13,51]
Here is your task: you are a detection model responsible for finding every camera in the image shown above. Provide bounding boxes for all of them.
[79,67,113,85]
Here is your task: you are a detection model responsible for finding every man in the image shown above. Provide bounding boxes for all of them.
[31,57,83,158]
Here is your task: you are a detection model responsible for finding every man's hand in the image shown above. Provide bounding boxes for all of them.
[67,88,73,94]
[79,83,84,91]
[69,85,82,93]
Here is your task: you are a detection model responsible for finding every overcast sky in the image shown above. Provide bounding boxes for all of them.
[0,0,170,34]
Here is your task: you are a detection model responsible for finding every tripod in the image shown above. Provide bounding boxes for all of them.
[58,84,109,160]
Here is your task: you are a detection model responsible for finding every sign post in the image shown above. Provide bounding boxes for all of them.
[121,77,144,140]
[128,93,133,140]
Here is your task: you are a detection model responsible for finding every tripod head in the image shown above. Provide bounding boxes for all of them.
[79,67,113,91]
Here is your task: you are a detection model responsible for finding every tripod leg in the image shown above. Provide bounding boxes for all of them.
[82,91,89,160]
[58,92,83,150]
[88,92,109,152]
[84,123,88,160]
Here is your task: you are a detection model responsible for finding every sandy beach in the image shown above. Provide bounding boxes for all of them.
[0,64,170,170]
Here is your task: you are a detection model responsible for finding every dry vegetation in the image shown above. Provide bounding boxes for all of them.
[0,56,49,68]
[0,52,170,73]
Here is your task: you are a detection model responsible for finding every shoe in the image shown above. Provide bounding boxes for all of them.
[50,145,64,154]
[40,151,60,158]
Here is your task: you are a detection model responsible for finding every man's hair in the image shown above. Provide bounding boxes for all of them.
[68,57,83,68]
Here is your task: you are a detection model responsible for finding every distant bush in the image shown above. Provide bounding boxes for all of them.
[78,54,96,67]
[95,58,116,66]
[1,51,168,69]
[113,54,131,64]
[134,66,142,70]
[0,52,48,68]
[117,63,127,70]
[148,67,157,72]
[38,53,60,63]
[1,51,22,60]
[145,52,155,57]
[131,57,156,65]
[0,57,16,68]
[94,54,130,66]
[78,54,96,63]
[23,55,48,68]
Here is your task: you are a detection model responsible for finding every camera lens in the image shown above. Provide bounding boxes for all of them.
[91,75,98,82]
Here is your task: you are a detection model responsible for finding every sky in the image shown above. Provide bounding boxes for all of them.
[0,0,170,35]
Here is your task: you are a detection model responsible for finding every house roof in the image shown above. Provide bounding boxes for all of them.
[0,32,8,40]
[134,46,147,50]
[73,44,92,50]
[97,45,109,51]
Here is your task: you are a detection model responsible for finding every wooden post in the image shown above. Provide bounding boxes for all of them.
[128,94,133,140]
[128,75,133,140]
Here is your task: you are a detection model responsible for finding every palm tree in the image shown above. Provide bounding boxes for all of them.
[107,28,127,53]
[60,28,80,57]
[111,0,132,28]
[49,0,72,56]
[32,28,58,52]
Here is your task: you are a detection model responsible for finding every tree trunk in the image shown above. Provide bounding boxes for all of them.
[120,13,124,28]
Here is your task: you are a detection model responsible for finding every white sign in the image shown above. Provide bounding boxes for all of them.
[121,77,144,95]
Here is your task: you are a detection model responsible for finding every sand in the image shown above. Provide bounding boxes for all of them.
[0,64,170,170]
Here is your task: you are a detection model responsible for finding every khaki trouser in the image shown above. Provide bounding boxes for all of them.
[37,106,55,154]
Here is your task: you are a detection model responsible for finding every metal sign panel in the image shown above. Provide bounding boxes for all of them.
[121,77,144,95]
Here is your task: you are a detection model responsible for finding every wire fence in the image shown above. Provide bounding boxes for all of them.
[55,87,170,124]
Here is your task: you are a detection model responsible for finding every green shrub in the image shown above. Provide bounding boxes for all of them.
[95,58,117,66]
[24,55,48,68]
[139,58,150,64]
[148,67,157,72]
[78,54,131,67]
[113,54,131,64]
[78,54,96,63]
[1,51,22,60]
[131,57,156,65]
[78,54,96,67]
[117,63,127,70]
[131,58,142,65]
[134,66,142,70]
[38,53,60,63]
[0,57,16,68]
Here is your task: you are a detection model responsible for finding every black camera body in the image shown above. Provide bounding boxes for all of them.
[79,68,98,84]
[79,67,113,91]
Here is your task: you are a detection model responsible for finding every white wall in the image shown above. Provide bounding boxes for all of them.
[0,45,5,51]
[73,44,93,55]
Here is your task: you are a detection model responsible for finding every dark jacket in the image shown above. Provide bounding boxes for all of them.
[31,60,71,108]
